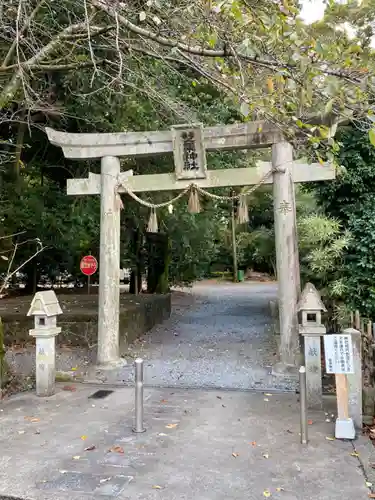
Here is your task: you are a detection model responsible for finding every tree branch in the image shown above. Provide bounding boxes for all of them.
[0,240,46,296]
[0,22,89,109]
[1,0,47,68]
[92,0,363,84]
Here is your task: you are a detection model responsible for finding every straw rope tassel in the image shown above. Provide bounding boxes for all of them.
[237,194,249,224]
[147,208,158,233]
[115,186,124,210]
[187,185,201,214]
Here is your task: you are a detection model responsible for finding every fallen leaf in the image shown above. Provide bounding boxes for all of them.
[62,385,76,392]
[325,436,335,441]
[368,494,375,498]
[72,456,80,460]
[152,485,162,490]
[307,420,313,425]
[350,452,359,457]
[99,478,111,484]
[160,399,168,403]
[84,445,96,451]
[366,482,373,488]
[24,416,40,423]
[232,452,239,458]
[108,445,124,454]
[263,453,269,459]
[165,423,178,429]
[250,441,257,446]
[276,487,284,492]
[71,367,78,371]
[263,490,271,497]
[81,435,87,441]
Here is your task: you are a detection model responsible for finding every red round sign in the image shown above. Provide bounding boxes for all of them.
[80,255,98,276]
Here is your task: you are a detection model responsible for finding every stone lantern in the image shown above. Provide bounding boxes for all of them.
[297,282,327,409]
[27,290,62,396]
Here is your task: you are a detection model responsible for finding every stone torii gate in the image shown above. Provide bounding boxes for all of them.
[46,122,335,375]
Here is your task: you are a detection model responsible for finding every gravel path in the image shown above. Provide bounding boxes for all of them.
[102,281,298,392]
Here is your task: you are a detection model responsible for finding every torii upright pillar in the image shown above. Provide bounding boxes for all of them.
[272,142,300,373]
[97,156,121,365]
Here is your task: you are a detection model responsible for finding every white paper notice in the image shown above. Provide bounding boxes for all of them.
[323,334,354,374]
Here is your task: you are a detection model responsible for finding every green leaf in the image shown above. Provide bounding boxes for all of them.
[325,98,335,114]
[369,128,375,147]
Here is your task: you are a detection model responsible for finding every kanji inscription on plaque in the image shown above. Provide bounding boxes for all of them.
[171,123,207,180]
[323,334,354,374]
[279,200,292,214]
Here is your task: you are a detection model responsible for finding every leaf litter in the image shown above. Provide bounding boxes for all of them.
[24,416,40,423]
[108,445,124,454]
[62,385,76,392]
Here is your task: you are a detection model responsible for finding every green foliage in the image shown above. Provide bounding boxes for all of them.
[298,214,351,299]
[1,0,375,155]
[215,187,349,301]
[163,201,221,285]
[313,126,375,318]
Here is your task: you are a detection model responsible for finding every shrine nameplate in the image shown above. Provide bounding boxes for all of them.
[171,123,207,180]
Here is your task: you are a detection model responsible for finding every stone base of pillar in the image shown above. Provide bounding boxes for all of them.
[96,357,128,370]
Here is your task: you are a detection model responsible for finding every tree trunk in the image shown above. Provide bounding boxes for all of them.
[146,233,169,294]
[129,270,142,295]
[129,228,143,295]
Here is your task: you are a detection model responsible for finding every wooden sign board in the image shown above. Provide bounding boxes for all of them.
[324,334,354,374]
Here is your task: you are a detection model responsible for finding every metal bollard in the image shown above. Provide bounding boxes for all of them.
[299,366,308,445]
[133,358,146,433]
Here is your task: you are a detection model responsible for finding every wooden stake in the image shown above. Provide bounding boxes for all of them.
[367,322,373,341]
[355,310,360,330]
[335,373,349,420]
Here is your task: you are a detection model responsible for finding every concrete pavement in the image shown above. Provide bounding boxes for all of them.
[0,383,372,500]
